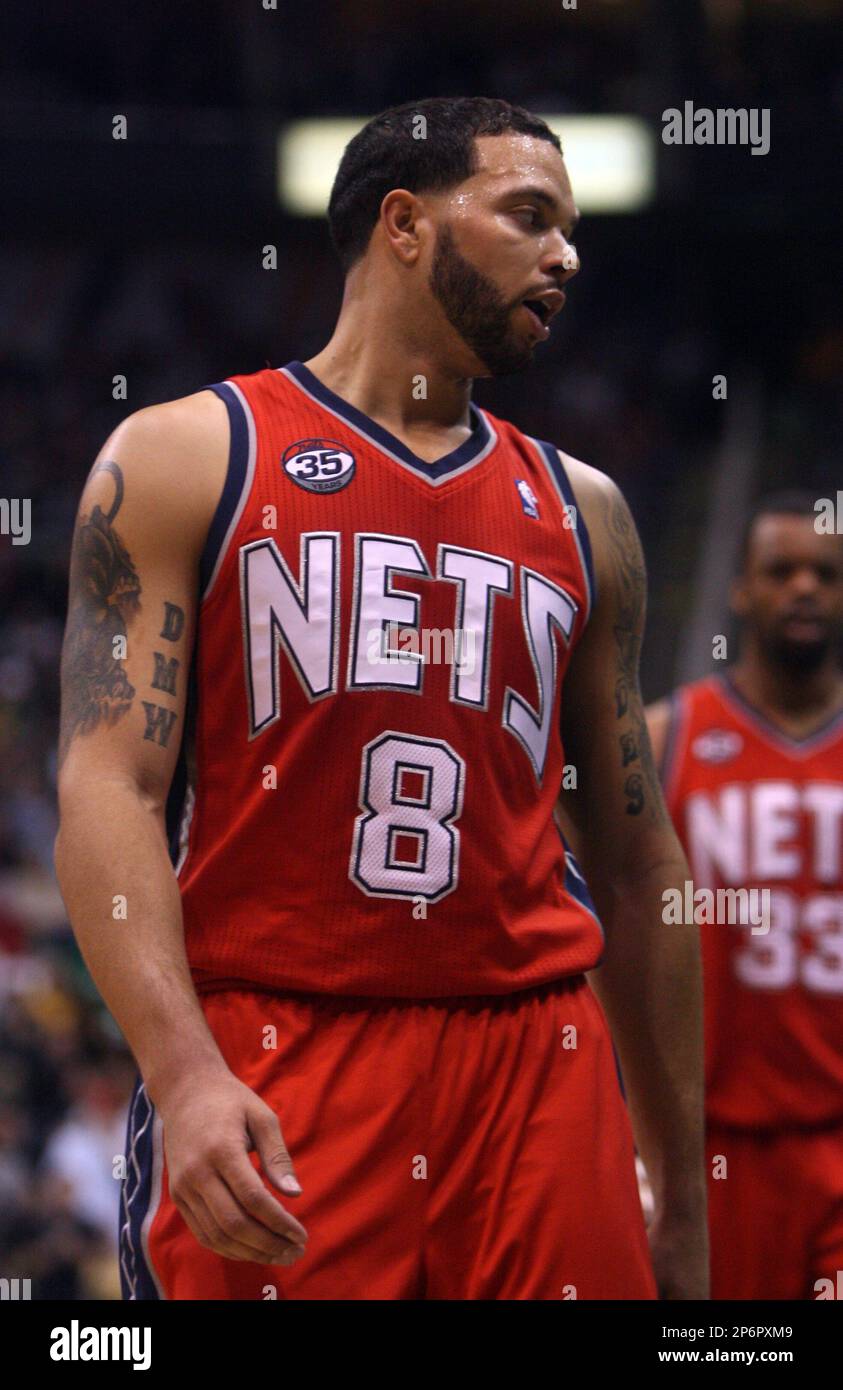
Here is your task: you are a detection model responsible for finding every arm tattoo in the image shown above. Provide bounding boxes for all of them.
[601,485,669,825]
[58,460,141,765]
[150,600,184,695]
[142,601,185,745]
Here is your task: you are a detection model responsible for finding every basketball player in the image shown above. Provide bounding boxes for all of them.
[55,97,707,1300]
[646,493,843,1299]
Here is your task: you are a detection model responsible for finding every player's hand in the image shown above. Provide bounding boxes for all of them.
[156,1067,308,1266]
[647,1209,710,1300]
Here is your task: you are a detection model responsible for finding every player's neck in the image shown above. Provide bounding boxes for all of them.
[304,345,474,435]
[304,304,475,444]
[729,649,843,727]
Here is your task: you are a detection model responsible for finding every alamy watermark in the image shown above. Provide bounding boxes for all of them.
[365,624,477,673]
[662,881,771,933]
[0,1277,31,1299]
[50,1320,151,1370]
[814,493,843,533]
[0,498,31,545]
[662,102,770,156]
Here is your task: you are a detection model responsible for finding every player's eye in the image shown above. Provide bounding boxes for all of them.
[513,207,540,226]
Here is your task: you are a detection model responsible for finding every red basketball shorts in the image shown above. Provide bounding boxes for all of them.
[707,1119,843,1300]
[120,975,657,1300]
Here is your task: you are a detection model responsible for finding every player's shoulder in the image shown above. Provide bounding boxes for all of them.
[645,676,723,754]
[555,449,619,521]
[487,411,621,512]
[643,693,674,766]
[80,387,231,554]
[647,673,720,712]
[105,387,229,471]
[547,448,641,602]
[645,694,673,724]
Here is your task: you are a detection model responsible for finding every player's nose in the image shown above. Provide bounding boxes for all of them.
[791,567,822,596]
[544,230,580,283]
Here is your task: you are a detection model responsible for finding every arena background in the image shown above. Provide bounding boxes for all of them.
[0,0,840,1298]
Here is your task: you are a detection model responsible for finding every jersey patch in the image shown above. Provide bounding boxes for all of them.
[691,728,743,763]
[282,438,356,493]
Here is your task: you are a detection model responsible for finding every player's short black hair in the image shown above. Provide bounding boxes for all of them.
[327,96,563,274]
[737,489,827,570]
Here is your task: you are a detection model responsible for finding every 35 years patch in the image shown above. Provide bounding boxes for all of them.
[281,438,356,493]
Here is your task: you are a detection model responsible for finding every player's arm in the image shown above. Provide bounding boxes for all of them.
[644,697,672,778]
[55,395,307,1266]
[556,457,707,1300]
[556,693,672,860]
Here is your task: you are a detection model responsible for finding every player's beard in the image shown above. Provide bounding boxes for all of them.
[428,223,534,376]
[762,628,833,674]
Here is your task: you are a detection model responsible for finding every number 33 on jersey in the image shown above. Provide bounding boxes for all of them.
[663,673,843,1128]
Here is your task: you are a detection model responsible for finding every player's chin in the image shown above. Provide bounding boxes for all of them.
[477,336,535,377]
[771,635,830,670]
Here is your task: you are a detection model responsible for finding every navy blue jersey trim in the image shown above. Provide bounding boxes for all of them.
[198,382,249,596]
[613,1043,628,1102]
[718,671,843,750]
[164,648,197,867]
[552,822,622,1093]
[165,749,187,866]
[119,1077,161,1300]
[534,440,597,616]
[283,360,492,480]
[554,820,605,943]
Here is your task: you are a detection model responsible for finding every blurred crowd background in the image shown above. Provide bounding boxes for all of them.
[1,0,840,1297]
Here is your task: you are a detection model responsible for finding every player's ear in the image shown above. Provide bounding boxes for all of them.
[380,188,424,265]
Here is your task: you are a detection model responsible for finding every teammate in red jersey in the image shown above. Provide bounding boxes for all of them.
[647,492,843,1300]
[55,97,706,1300]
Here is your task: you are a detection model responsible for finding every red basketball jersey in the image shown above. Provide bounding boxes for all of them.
[662,672,843,1128]
[168,361,604,997]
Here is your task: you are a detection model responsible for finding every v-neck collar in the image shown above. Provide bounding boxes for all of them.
[717,672,843,755]
[279,360,497,487]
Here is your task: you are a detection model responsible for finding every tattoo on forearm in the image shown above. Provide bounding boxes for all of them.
[160,601,184,643]
[151,652,179,695]
[58,460,141,764]
[150,600,183,695]
[624,773,644,816]
[146,600,184,734]
[602,486,669,825]
[141,702,178,747]
[620,731,639,767]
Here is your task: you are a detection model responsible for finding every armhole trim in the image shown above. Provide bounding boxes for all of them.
[553,819,605,945]
[199,381,257,602]
[529,437,597,624]
[165,645,197,879]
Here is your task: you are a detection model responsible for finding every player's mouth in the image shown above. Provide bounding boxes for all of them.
[519,289,566,341]
[780,611,825,639]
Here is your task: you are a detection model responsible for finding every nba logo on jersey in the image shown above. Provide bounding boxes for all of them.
[515,478,540,519]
